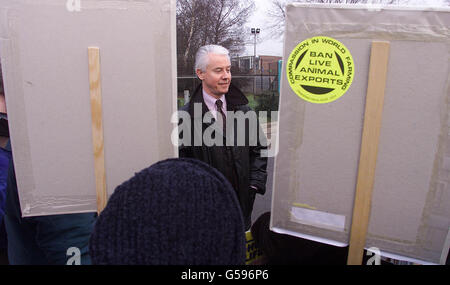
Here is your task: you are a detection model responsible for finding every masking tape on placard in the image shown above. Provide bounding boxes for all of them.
[290,206,346,232]
[299,23,450,42]
[271,226,348,247]
[0,37,37,215]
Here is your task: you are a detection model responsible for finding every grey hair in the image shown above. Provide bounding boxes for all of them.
[194,45,230,72]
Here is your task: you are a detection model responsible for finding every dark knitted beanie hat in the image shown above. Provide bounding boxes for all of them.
[89,158,246,265]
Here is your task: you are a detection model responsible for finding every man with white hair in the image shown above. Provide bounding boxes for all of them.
[179,45,268,230]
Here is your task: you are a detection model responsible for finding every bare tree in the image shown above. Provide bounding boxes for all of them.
[177,0,208,73]
[265,0,295,39]
[177,0,255,75]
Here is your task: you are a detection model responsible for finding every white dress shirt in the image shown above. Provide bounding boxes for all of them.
[202,89,226,120]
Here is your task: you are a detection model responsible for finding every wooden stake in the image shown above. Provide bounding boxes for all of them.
[88,47,107,214]
[347,41,390,265]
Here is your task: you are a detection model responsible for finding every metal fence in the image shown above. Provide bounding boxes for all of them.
[178,74,279,96]
[177,75,280,122]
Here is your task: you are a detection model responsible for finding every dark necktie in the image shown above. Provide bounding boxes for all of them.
[215,99,226,135]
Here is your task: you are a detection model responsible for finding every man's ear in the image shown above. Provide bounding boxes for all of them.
[196,69,204,80]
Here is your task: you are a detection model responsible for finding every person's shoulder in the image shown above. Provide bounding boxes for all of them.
[4,139,11,152]
[180,102,190,112]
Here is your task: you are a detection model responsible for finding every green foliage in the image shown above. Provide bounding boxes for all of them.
[254,93,279,120]
[245,92,280,122]
[245,94,258,110]
[177,98,185,109]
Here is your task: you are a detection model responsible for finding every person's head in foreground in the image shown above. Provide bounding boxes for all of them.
[89,158,245,265]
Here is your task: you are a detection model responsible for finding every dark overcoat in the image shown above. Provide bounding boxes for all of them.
[179,84,268,228]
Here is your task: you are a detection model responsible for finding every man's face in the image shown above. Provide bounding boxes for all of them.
[196,53,231,98]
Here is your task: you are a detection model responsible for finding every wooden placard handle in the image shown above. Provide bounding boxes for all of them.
[88,47,107,214]
[347,41,390,265]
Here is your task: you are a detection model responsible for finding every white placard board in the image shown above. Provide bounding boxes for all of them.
[0,0,177,216]
[272,4,450,264]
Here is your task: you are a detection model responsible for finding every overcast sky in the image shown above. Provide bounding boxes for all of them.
[242,0,449,57]
[243,0,284,57]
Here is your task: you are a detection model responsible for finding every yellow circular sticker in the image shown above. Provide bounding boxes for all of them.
[287,36,355,104]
